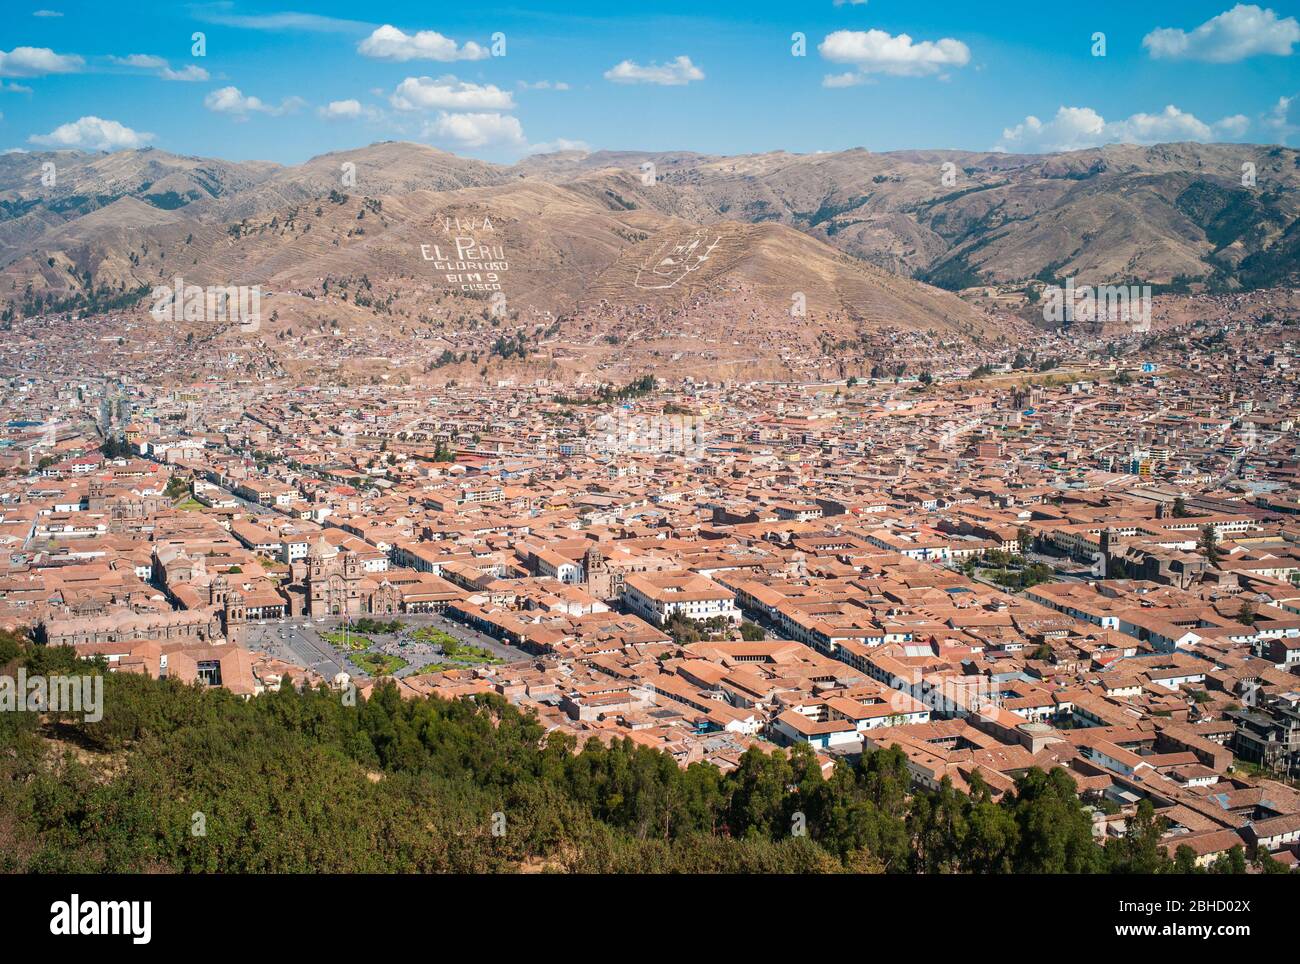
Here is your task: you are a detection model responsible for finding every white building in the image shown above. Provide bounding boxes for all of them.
[621,572,742,627]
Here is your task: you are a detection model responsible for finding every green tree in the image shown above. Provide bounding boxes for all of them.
[1198,524,1221,567]
[1006,768,1102,873]
[726,746,796,840]
[1210,845,1247,875]
[1104,800,1172,873]
[962,773,1017,873]
[1173,844,1201,874]
[1235,600,1257,626]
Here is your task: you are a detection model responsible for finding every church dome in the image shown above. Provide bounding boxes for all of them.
[307,535,334,562]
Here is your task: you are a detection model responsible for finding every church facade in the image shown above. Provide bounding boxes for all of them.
[306,537,401,617]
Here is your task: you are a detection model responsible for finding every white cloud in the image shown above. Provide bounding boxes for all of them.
[1108,105,1221,142]
[110,54,209,81]
[818,29,969,78]
[389,75,514,111]
[358,25,489,62]
[1,81,33,93]
[524,138,590,155]
[32,9,63,17]
[1214,113,1251,138]
[204,86,305,117]
[160,64,209,82]
[997,104,1251,152]
[604,55,704,86]
[318,99,381,121]
[1143,4,1299,62]
[832,0,868,5]
[1263,94,1296,140]
[999,107,1106,152]
[518,80,570,91]
[30,115,153,151]
[204,86,266,114]
[822,71,872,88]
[111,54,167,69]
[320,99,359,118]
[0,46,84,77]
[424,111,525,149]
[196,10,367,33]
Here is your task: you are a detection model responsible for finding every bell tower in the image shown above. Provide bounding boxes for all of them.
[223,590,246,641]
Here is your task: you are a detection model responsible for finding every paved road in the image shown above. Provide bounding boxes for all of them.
[243,620,345,679]
[221,490,278,516]
[1024,549,1094,581]
[1211,451,1247,490]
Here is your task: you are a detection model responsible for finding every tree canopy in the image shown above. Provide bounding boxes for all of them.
[0,630,1271,874]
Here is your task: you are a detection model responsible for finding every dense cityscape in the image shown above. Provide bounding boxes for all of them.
[5,5,1300,932]
[2,291,1298,875]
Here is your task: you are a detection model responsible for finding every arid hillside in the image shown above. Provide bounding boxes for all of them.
[1,140,1296,381]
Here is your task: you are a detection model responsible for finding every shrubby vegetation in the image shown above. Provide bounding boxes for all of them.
[555,375,656,406]
[663,613,734,644]
[0,631,1284,873]
[351,617,404,635]
[4,281,152,322]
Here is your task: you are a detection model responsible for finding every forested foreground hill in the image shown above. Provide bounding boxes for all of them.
[0,631,1284,875]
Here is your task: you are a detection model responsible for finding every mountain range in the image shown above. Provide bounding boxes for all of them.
[1,140,1297,380]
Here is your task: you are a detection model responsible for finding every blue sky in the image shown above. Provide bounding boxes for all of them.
[1,1,1297,162]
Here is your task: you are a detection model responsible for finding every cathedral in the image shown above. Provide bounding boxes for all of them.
[305,537,400,617]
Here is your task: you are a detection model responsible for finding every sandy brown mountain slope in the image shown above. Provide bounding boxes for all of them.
[515,142,1300,286]
[0,149,991,353]
[4,139,1297,382]
[6,140,1298,299]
